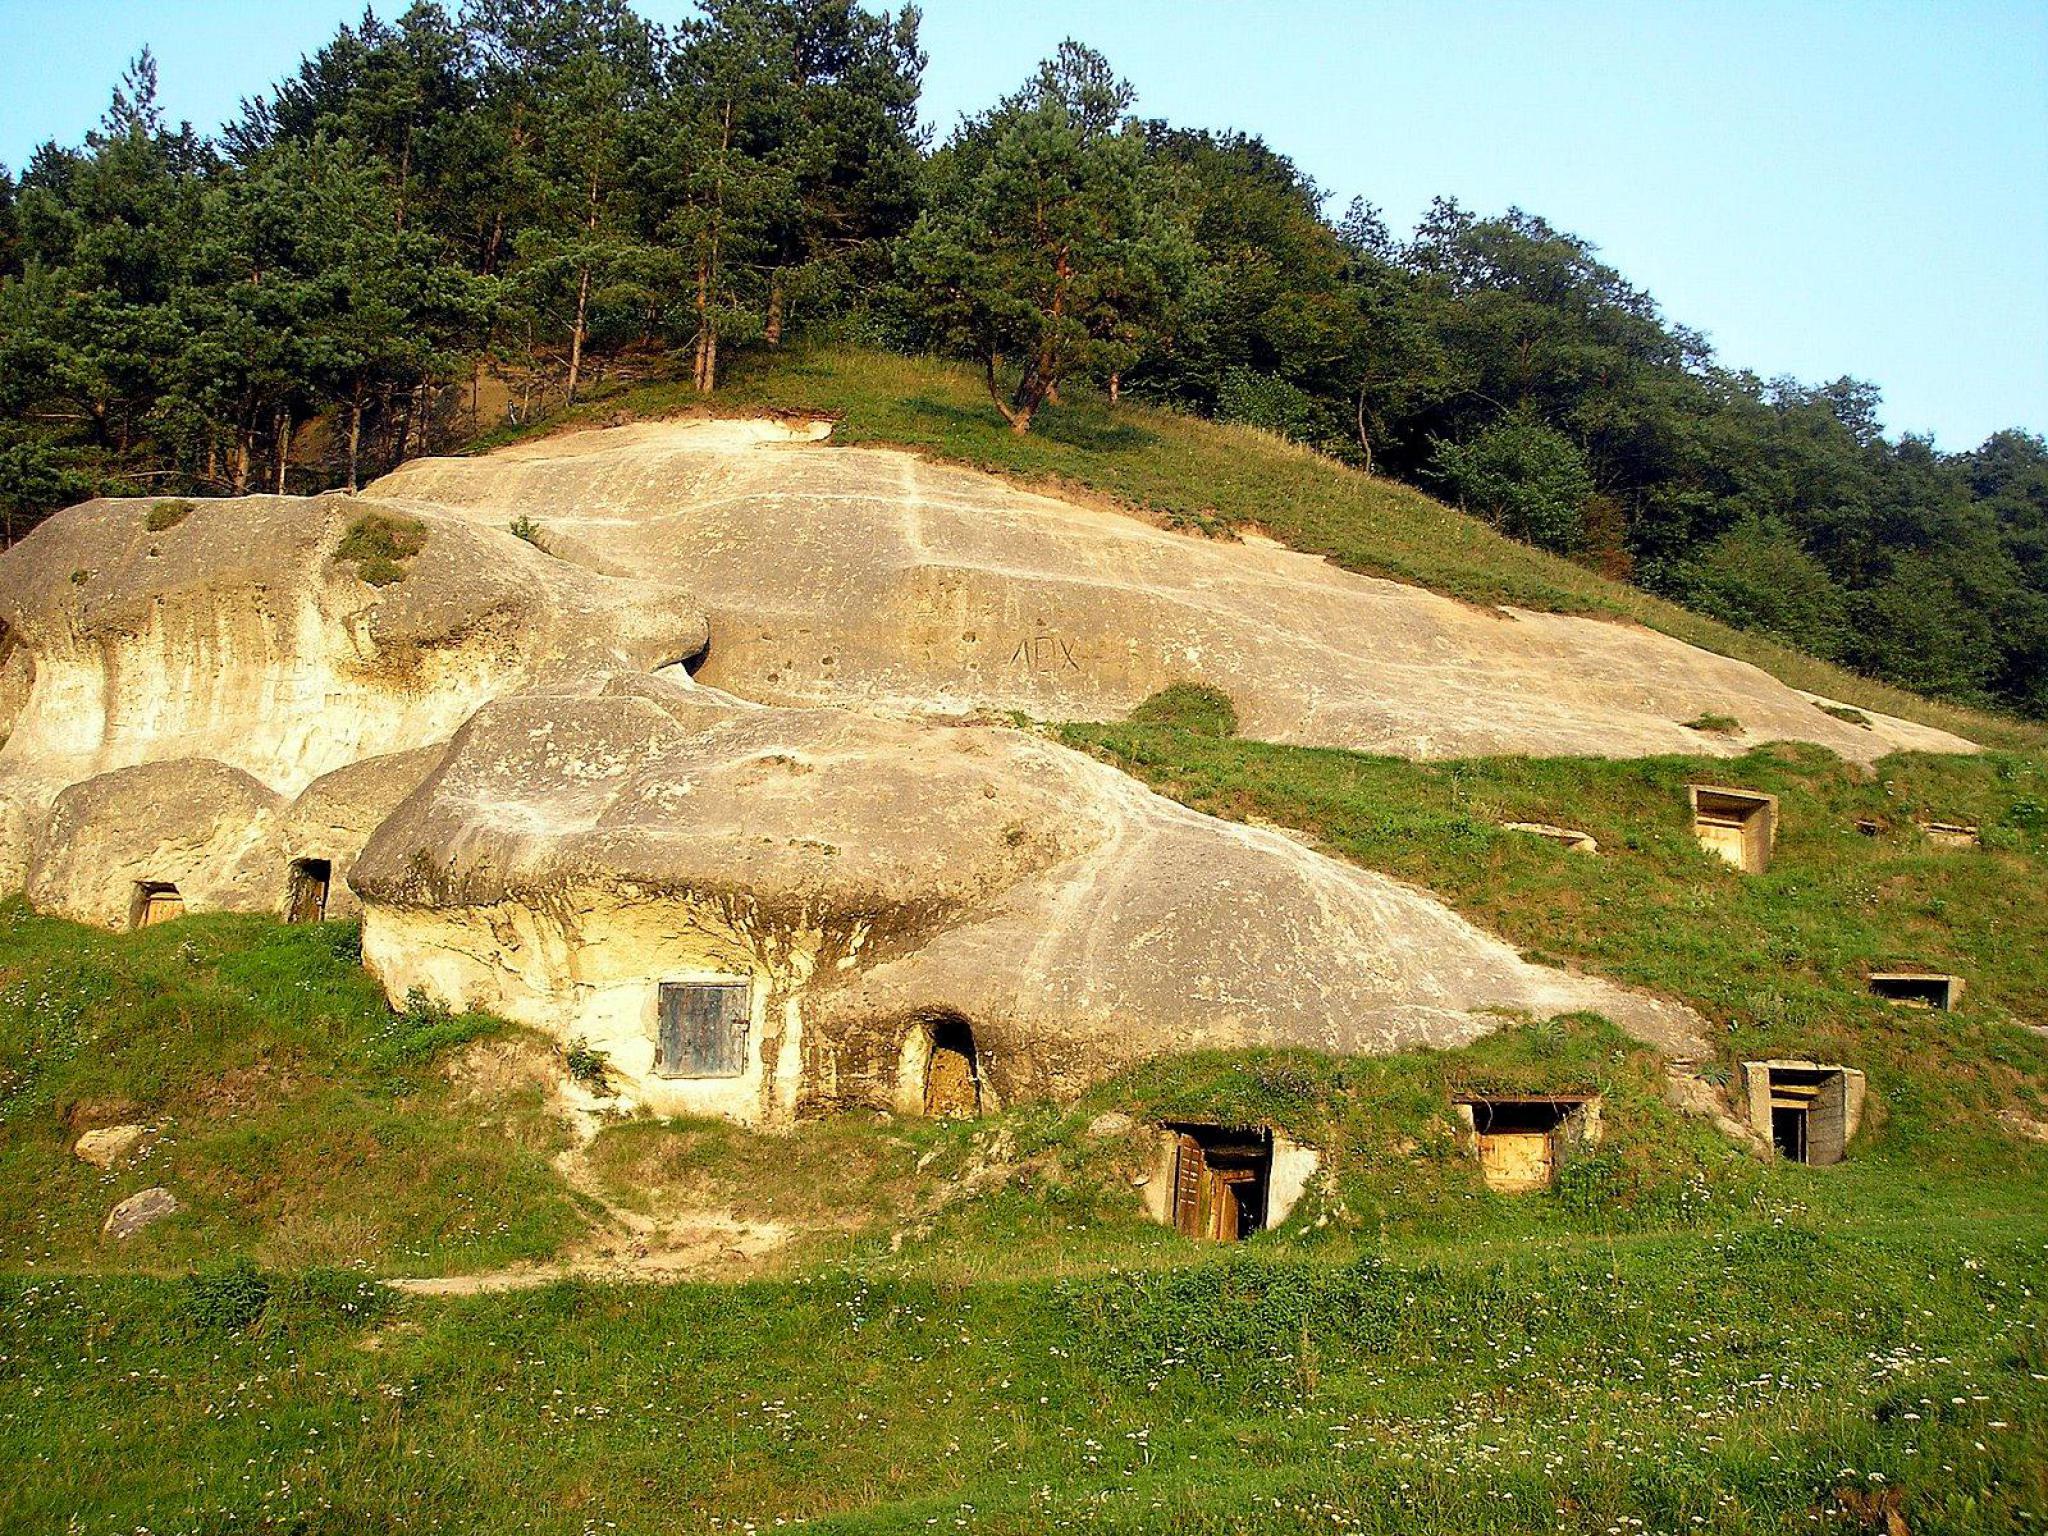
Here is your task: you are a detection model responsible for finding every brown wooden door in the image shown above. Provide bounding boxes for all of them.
[1173,1134,1206,1237]
[138,889,183,928]
[1208,1168,1255,1241]
[924,1041,978,1117]
[286,862,329,924]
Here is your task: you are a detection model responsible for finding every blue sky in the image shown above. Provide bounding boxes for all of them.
[2,0,2043,448]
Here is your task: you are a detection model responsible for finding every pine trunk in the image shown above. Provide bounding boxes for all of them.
[1354,381,1374,475]
[982,353,1036,435]
[693,255,713,392]
[567,265,591,403]
[346,395,364,494]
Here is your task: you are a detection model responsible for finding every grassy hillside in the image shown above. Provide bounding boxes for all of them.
[0,911,579,1275]
[8,1209,2043,1532]
[1060,721,2048,1133]
[467,346,2044,753]
[5,351,2045,1532]
[4,711,2046,1529]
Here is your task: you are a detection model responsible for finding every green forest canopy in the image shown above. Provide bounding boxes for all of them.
[1,2,2043,717]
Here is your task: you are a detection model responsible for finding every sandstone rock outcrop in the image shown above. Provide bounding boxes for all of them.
[0,417,1972,1129]
[282,746,451,921]
[0,491,705,903]
[26,758,285,929]
[19,747,451,929]
[372,419,1973,764]
[351,672,1705,1126]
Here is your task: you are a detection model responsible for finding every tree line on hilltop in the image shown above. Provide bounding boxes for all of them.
[1,1,2042,715]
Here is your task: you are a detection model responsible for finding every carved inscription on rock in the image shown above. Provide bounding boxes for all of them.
[1010,632,1080,672]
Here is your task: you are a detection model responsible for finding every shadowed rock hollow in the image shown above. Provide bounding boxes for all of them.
[372,418,1973,764]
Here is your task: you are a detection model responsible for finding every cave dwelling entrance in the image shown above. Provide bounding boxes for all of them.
[130,881,183,930]
[1168,1122,1273,1242]
[1868,971,1962,1010]
[285,859,332,924]
[1755,1064,1851,1166]
[1688,785,1778,874]
[922,1018,981,1118]
[1455,1095,1596,1193]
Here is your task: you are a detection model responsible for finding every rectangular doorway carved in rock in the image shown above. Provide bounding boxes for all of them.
[1167,1123,1272,1242]
[286,859,331,924]
[1868,971,1962,1010]
[1751,1064,1851,1165]
[655,980,751,1078]
[1688,786,1778,874]
[130,881,183,930]
[1454,1095,1596,1192]
[921,1018,981,1117]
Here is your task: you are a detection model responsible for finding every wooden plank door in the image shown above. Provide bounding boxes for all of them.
[657,981,751,1077]
[1173,1134,1206,1237]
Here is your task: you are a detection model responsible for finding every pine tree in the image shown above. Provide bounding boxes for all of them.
[472,0,660,402]
[900,43,1181,433]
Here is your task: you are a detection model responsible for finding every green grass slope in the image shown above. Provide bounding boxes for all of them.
[2,729,2045,1529]
[4,351,2045,1533]
[7,1213,2043,1533]
[1060,722,2048,1136]
[0,911,579,1275]
[469,345,2043,753]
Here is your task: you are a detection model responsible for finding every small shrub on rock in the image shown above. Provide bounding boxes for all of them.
[145,498,195,532]
[563,1038,613,1094]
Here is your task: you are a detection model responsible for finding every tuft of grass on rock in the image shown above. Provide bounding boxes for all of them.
[143,498,194,532]
[1127,682,1239,737]
[335,512,427,587]
[1682,712,1742,734]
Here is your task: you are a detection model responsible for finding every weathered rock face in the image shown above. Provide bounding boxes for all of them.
[0,491,706,905]
[102,1186,178,1239]
[0,418,1957,1132]
[0,492,704,793]
[282,746,450,921]
[17,746,449,930]
[372,419,1973,764]
[352,673,1705,1126]
[26,758,284,929]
